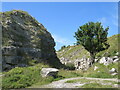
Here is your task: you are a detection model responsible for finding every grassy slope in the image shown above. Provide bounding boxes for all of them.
[83,62,119,78]
[2,63,84,89]
[2,63,50,89]
[57,34,120,60]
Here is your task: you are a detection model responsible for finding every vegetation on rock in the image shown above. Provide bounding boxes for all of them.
[1,10,63,71]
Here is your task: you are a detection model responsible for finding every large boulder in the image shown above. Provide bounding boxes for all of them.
[41,68,59,77]
[1,10,62,71]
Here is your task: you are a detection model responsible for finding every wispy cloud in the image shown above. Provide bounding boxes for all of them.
[112,14,118,27]
[98,17,107,24]
[110,6,118,27]
[52,34,73,45]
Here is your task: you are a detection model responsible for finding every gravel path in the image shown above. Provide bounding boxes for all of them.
[37,77,119,88]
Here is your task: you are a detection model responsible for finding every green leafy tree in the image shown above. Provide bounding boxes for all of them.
[74,22,110,65]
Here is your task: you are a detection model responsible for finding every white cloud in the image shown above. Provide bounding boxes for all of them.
[52,34,73,45]
[98,17,107,24]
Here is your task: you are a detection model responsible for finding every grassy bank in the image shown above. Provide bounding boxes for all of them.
[2,61,119,89]
[2,63,52,89]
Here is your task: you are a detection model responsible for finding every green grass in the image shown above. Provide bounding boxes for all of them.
[1,60,119,89]
[80,82,113,88]
[2,63,52,89]
[65,78,117,85]
[102,80,118,84]
[27,76,54,88]
[57,62,118,79]
[107,62,119,71]
[2,63,67,89]
[83,63,118,78]
[57,45,89,61]
[58,69,83,78]
[3,10,29,16]
[65,79,91,83]
[29,69,84,88]
[0,76,2,89]
[96,34,119,57]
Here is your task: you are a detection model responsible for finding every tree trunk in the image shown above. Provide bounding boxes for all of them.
[90,53,95,66]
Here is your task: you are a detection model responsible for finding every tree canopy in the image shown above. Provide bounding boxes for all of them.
[74,22,110,64]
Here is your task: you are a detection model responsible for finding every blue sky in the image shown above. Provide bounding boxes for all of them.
[2,2,118,50]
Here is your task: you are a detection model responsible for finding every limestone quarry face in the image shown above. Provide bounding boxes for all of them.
[1,10,62,71]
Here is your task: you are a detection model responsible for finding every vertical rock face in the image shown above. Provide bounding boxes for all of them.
[1,10,62,71]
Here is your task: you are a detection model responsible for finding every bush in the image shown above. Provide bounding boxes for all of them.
[2,74,32,88]
[2,67,39,89]
[65,63,75,70]
[28,59,38,66]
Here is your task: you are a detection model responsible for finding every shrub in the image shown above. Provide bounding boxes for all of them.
[65,63,75,70]
[28,59,38,66]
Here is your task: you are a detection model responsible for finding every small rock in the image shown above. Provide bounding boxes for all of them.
[107,57,113,63]
[113,84,118,88]
[104,62,109,66]
[41,68,59,77]
[113,56,118,59]
[109,68,116,73]
[95,59,98,62]
[99,57,107,64]
[111,73,118,76]
[97,71,100,72]
[94,66,98,71]
[113,58,119,63]
[116,52,119,56]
